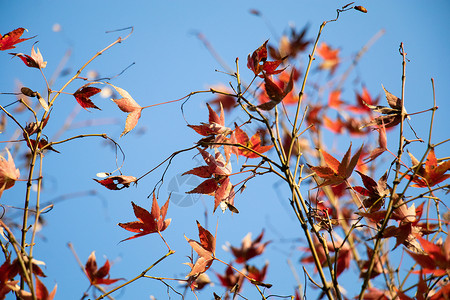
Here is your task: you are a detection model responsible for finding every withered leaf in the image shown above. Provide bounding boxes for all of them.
[93,175,136,190]
[184,221,215,277]
[108,83,143,137]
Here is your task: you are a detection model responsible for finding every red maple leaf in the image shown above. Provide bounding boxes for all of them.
[233,124,273,158]
[0,28,34,51]
[361,287,390,300]
[188,103,231,137]
[404,148,450,188]
[247,40,268,75]
[359,246,388,279]
[361,85,407,129]
[18,276,57,300]
[429,281,450,300]
[257,70,298,106]
[1,257,49,299]
[305,105,322,132]
[310,143,363,188]
[267,25,311,60]
[10,46,47,69]
[183,148,235,212]
[118,193,171,242]
[256,71,294,111]
[184,221,216,278]
[247,40,286,77]
[230,230,270,264]
[73,86,101,110]
[347,87,380,114]
[364,123,387,163]
[93,175,136,190]
[216,264,243,292]
[353,171,389,211]
[108,84,143,137]
[26,138,60,154]
[23,113,51,138]
[0,259,20,299]
[301,236,352,277]
[316,42,340,75]
[407,234,450,276]
[84,251,121,286]
[361,201,437,252]
[247,263,268,283]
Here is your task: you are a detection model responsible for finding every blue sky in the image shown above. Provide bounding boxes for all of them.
[1,1,449,299]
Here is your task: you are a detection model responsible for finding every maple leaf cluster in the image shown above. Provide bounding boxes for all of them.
[185,104,273,213]
[300,235,352,278]
[184,223,270,296]
[0,256,55,300]
[1,15,449,300]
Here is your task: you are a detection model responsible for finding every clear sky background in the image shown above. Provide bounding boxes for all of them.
[1,1,449,299]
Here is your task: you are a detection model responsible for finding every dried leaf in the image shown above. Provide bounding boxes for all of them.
[93,175,136,190]
[0,148,20,198]
[9,45,47,69]
[184,221,215,277]
[108,83,143,137]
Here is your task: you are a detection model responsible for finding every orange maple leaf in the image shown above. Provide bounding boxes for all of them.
[316,42,340,74]
[184,221,216,278]
[108,83,143,137]
[0,148,20,198]
[407,235,450,276]
[233,124,273,158]
[310,143,363,188]
[404,148,450,188]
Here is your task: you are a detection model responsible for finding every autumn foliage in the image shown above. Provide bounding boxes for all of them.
[0,3,449,300]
